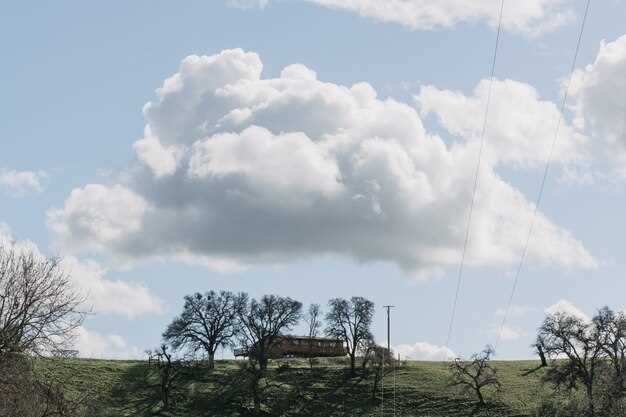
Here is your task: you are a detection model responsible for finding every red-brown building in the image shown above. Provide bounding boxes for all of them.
[234,336,346,359]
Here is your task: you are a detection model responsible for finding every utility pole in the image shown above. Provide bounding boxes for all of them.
[382,305,395,417]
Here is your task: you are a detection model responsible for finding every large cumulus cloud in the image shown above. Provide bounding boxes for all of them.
[48,49,596,276]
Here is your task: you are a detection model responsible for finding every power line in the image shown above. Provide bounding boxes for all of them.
[494,0,592,351]
[445,0,505,349]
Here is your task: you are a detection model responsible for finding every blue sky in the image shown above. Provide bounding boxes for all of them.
[2,0,626,360]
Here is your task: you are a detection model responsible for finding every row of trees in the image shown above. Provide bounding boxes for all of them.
[536,307,626,416]
[162,291,377,374]
[158,291,378,413]
[448,307,626,417]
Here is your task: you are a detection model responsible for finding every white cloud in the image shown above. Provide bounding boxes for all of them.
[395,342,456,361]
[74,327,143,359]
[545,299,590,322]
[490,324,527,341]
[47,184,150,254]
[61,257,164,318]
[232,0,574,36]
[133,135,183,178]
[569,34,626,177]
[226,0,268,9]
[417,79,588,170]
[495,305,536,318]
[0,169,46,196]
[0,223,163,318]
[48,49,596,276]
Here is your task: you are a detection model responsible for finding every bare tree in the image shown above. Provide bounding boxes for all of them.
[594,307,626,401]
[237,295,302,371]
[449,346,501,406]
[325,296,374,375]
[0,247,85,360]
[364,343,394,400]
[163,290,246,369]
[304,303,322,368]
[146,344,188,411]
[539,312,605,417]
[237,294,302,413]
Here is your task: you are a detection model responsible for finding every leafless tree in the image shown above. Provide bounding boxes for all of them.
[363,343,394,400]
[163,290,246,369]
[237,294,302,413]
[304,303,322,368]
[0,246,85,361]
[539,312,605,417]
[449,346,501,406]
[594,307,626,400]
[325,296,374,375]
[146,344,187,411]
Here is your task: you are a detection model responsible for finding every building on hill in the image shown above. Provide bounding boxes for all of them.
[234,336,346,359]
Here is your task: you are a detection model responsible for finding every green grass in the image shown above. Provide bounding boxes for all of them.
[35,357,557,416]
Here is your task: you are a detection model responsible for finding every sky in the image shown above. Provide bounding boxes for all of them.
[2,0,626,360]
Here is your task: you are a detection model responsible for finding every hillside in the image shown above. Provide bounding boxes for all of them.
[35,357,560,417]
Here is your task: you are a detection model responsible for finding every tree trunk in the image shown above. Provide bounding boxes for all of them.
[586,383,595,417]
[537,344,547,367]
[259,356,268,372]
[251,372,262,414]
[208,351,215,370]
[475,387,485,406]
[349,353,356,375]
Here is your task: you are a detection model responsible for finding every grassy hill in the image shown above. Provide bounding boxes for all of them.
[35,357,561,417]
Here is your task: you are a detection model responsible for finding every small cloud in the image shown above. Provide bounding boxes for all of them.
[495,305,536,318]
[74,327,143,359]
[394,342,456,361]
[0,169,47,196]
[226,0,268,9]
[490,324,527,342]
[545,299,590,322]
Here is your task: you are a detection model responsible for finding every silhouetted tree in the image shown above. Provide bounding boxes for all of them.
[305,303,322,368]
[146,344,186,411]
[0,246,85,360]
[237,294,302,413]
[539,311,604,417]
[594,307,626,402]
[163,290,246,369]
[364,343,394,400]
[325,296,374,375]
[449,346,501,406]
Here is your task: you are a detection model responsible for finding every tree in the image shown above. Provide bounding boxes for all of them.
[237,295,302,413]
[304,303,322,368]
[237,295,302,371]
[325,296,374,375]
[0,246,85,360]
[364,343,394,400]
[146,344,187,411]
[539,311,604,417]
[594,307,626,402]
[449,346,501,406]
[163,290,246,369]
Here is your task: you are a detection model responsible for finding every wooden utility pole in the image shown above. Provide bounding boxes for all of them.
[382,305,395,416]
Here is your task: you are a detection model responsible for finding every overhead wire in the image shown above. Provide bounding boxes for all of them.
[494,0,592,351]
[445,0,506,350]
